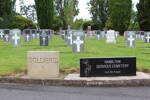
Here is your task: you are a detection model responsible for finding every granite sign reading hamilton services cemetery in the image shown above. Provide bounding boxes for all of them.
[80,57,136,77]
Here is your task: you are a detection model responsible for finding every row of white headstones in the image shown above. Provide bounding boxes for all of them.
[0,29,50,46]
[94,30,150,48]
[64,29,150,49]
[125,31,150,47]
[0,29,22,46]
[61,30,85,53]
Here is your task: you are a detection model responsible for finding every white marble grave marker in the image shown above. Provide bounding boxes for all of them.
[12,34,20,46]
[127,35,135,48]
[73,36,84,52]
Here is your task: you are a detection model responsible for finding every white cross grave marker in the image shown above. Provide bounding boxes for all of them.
[32,34,35,39]
[73,36,84,52]
[146,35,150,43]
[0,32,4,38]
[128,35,135,47]
[12,34,20,46]
[5,35,9,41]
[26,34,30,41]
[141,35,144,40]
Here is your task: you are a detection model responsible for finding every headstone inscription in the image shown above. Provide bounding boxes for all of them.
[11,29,21,46]
[72,31,85,53]
[106,30,116,43]
[28,51,59,79]
[39,30,49,46]
[145,32,150,43]
[127,35,135,48]
[80,57,136,77]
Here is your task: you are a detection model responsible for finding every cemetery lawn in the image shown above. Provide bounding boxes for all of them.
[0,35,150,76]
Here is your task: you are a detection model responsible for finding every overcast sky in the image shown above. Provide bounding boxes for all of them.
[16,0,139,20]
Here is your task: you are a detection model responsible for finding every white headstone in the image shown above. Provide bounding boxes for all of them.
[73,36,84,52]
[127,35,135,48]
[106,30,116,43]
[12,34,20,46]
[0,30,4,38]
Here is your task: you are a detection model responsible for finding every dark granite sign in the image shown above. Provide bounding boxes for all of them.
[80,57,136,77]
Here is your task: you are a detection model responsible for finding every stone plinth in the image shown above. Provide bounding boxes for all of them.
[27,51,59,79]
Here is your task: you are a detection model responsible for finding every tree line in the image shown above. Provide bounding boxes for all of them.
[0,0,149,34]
[89,0,150,35]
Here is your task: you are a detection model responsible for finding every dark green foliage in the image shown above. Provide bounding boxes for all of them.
[82,20,93,30]
[89,0,108,30]
[55,0,79,29]
[128,11,140,31]
[34,0,54,29]
[137,0,150,31]
[0,0,15,28]
[10,15,36,30]
[72,19,85,30]
[52,16,63,31]
[109,0,132,35]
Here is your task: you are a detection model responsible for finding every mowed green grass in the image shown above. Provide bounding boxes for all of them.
[0,35,150,76]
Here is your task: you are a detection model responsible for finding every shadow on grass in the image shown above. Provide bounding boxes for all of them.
[22,45,39,47]
[117,46,126,48]
[141,52,150,55]
[0,45,10,46]
[60,51,73,54]
[136,47,150,49]
[51,45,67,48]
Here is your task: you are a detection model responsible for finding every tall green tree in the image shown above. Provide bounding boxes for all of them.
[109,0,132,35]
[128,10,140,30]
[34,0,54,29]
[89,0,108,30]
[137,0,150,31]
[0,0,16,28]
[55,0,79,29]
